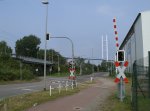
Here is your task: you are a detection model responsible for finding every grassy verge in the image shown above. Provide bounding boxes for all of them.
[100,94,132,111]
[100,80,132,111]
[0,81,94,111]
[138,96,150,111]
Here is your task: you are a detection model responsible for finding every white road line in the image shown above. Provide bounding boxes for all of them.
[21,88,40,92]
[22,88,32,91]
[14,84,42,89]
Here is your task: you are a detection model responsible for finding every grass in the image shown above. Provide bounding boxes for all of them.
[100,78,150,111]
[100,94,132,111]
[0,81,93,111]
[100,80,132,111]
[138,95,150,111]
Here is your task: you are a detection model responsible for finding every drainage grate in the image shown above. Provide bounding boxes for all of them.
[73,107,83,111]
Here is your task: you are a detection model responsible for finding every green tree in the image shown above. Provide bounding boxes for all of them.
[75,57,85,66]
[15,35,41,57]
[99,60,114,72]
[37,49,67,74]
[0,41,12,56]
[37,49,66,64]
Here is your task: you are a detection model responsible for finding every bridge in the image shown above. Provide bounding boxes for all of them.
[12,54,53,65]
[65,57,114,61]
[11,54,113,65]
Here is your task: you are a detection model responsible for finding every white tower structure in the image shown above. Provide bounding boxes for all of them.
[101,35,109,61]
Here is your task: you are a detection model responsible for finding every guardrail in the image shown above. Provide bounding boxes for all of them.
[49,77,94,96]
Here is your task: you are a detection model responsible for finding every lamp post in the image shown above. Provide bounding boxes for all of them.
[42,0,49,91]
[50,36,76,86]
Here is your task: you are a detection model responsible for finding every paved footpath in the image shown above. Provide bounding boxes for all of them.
[26,77,116,111]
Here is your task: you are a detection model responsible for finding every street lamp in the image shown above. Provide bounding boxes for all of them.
[50,36,76,86]
[42,0,49,91]
[51,37,75,69]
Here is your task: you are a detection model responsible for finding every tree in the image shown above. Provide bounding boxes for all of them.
[0,41,12,56]
[75,57,85,66]
[37,49,66,64]
[15,35,41,57]
[99,60,115,72]
[37,49,68,73]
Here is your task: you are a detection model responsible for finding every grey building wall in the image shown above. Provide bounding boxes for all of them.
[120,11,150,72]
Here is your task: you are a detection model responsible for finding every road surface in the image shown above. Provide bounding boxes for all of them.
[26,76,115,111]
[0,72,108,100]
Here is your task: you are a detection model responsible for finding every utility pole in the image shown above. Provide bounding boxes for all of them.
[102,35,103,59]
[92,48,94,74]
[57,55,60,74]
[20,62,22,80]
[106,34,109,62]
[42,0,49,91]
[102,34,109,71]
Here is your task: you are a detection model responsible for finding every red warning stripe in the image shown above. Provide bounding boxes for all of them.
[124,78,129,83]
[113,19,116,22]
[115,61,120,67]
[124,61,128,67]
[113,18,119,50]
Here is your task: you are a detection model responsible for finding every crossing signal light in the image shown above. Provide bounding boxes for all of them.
[117,50,125,62]
[46,33,49,40]
[69,62,72,68]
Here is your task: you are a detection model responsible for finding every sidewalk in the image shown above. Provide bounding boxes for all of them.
[26,77,116,111]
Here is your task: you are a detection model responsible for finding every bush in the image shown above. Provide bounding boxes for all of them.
[22,69,34,80]
[0,56,35,81]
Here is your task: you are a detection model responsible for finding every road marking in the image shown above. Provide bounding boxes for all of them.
[14,85,42,89]
[22,88,32,91]
[21,88,40,92]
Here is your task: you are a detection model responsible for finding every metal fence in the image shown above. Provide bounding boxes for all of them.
[132,52,150,111]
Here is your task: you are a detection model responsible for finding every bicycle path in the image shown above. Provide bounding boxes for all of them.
[26,77,116,111]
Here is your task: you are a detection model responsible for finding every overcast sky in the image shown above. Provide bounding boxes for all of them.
[0,0,150,64]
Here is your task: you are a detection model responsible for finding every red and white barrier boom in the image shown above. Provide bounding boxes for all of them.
[113,17,129,102]
[113,18,119,51]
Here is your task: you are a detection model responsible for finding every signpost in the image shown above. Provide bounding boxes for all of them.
[68,61,76,80]
[114,61,129,101]
[113,18,129,102]
[114,61,129,83]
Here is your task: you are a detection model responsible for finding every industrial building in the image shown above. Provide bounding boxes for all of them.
[119,11,150,72]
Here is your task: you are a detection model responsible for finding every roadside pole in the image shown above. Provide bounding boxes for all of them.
[113,18,129,101]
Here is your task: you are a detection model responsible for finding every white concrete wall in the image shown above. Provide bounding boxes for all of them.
[131,34,136,67]
[121,11,150,71]
[141,11,150,66]
[134,15,144,65]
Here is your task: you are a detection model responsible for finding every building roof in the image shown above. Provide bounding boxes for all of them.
[119,13,141,49]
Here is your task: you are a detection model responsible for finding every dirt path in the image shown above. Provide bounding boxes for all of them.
[26,77,116,111]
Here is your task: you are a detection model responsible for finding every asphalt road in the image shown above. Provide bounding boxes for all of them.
[0,72,108,100]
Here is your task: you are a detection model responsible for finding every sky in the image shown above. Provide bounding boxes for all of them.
[0,0,150,64]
